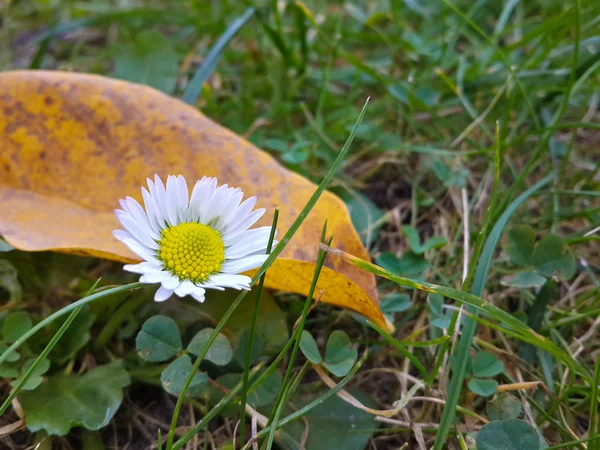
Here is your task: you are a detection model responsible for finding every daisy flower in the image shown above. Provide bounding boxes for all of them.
[113,175,275,303]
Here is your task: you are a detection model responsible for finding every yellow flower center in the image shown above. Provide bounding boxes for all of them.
[157,223,225,282]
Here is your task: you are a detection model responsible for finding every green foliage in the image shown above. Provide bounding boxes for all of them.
[324,330,357,377]
[476,419,540,450]
[210,369,282,410]
[506,226,536,267]
[3,311,32,343]
[187,327,233,366]
[11,357,50,390]
[47,305,95,363]
[428,294,452,329]
[401,225,448,254]
[279,389,377,450]
[0,362,18,378]
[486,393,522,421]
[381,292,412,314]
[135,315,233,397]
[330,187,384,246]
[432,159,469,188]
[0,342,20,362]
[502,226,576,288]
[531,234,576,279]
[19,362,131,436]
[472,352,504,378]
[501,271,547,289]
[160,355,208,397]
[467,378,498,397]
[113,30,179,93]
[299,330,322,364]
[136,315,182,362]
[377,251,429,278]
[233,328,265,367]
[173,289,289,356]
[0,260,22,302]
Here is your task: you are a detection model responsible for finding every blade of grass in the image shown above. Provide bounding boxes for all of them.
[239,209,279,445]
[165,98,371,450]
[0,281,146,366]
[367,321,429,382]
[434,172,554,448]
[264,224,330,450]
[320,245,588,381]
[519,279,558,364]
[589,356,600,450]
[30,8,195,45]
[547,435,600,450]
[182,7,255,105]
[242,351,368,449]
[439,0,540,130]
[172,363,265,450]
[173,303,315,450]
[0,278,102,415]
[499,1,582,210]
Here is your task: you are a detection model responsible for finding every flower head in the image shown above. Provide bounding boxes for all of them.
[113,175,275,303]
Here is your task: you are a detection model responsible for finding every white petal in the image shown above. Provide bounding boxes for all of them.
[161,275,181,290]
[115,210,159,250]
[124,196,158,239]
[152,175,172,226]
[113,229,134,243]
[119,237,160,264]
[226,240,268,260]
[221,254,268,274]
[222,208,266,241]
[225,228,274,258]
[224,226,273,247]
[188,178,207,222]
[190,289,206,303]
[174,279,197,297]
[177,175,190,222]
[195,281,225,291]
[154,286,173,302]
[208,274,252,290]
[123,262,163,274]
[226,197,257,231]
[142,186,164,232]
[166,175,180,226]
[201,184,231,225]
[140,271,171,283]
[197,178,218,223]
[214,189,244,231]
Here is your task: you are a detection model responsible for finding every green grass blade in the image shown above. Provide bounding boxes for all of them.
[239,209,279,445]
[247,351,368,445]
[182,7,255,105]
[589,356,600,450]
[322,248,588,381]
[165,98,370,450]
[439,0,540,130]
[0,282,146,366]
[264,225,329,450]
[367,321,429,382]
[474,174,553,294]
[30,9,195,45]
[0,279,102,415]
[172,364,264,450]
[434,174,554,448]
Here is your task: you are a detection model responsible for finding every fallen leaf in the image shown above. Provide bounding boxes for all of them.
[0,71,390,331]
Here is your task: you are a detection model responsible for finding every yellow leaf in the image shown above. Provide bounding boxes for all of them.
[0,71,392,332]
